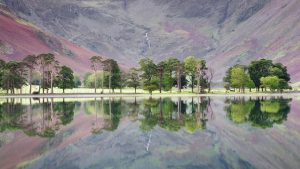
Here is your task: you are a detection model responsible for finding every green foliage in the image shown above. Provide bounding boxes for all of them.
[223,67,232,90]
[0,101,26,132]
[56,66,75,92]
[260,76,280,91]
[103,59,121,90]
[127,68,140,93]
[73,75,82,88]
[230,65,253,92]
[227,99,255,123]
[248,59,273,89]
[248,59,290,90]
[139,58,159,94]
[103,99,122,131]
[226,98,291,128]
[55,101,76,125]
[83,72,105,88]
[0,61,27,93]
[196,60,209,93]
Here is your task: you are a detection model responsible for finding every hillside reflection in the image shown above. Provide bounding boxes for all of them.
[0,97,291,138]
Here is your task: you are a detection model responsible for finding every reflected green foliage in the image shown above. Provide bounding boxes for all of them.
[103,99,122,131]
[55,100,76,125]
[140,97,211,133]
[226,97,291,128]
[0,96,291,140]
[0,100,26,131]
[0,99,77,138]
[226,99,255,123]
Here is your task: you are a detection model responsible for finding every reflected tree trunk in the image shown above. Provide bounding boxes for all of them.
[177,97,182,120]
[159,97,164,124]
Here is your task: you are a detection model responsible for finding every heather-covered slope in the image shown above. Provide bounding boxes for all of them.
[2,0,300,82]
[0,6,99,75]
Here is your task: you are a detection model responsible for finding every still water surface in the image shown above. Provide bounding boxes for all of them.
[0,96,299,169]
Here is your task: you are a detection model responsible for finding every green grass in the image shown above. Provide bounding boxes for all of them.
[0,85,299,95]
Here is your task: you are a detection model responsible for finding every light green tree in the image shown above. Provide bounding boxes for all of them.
[230,66,253,93]
[184,56,198,93]
[260,76,280,92]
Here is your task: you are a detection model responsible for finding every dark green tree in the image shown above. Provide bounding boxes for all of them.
[223,67,233,91]
[1,61,26,94]
[103,59,121,93]
[127,68,140,94]
[248,59,273,91]
[56,66,75,93]
[23,55,37,94]
[196,60,208,93]
[139,58,159,94]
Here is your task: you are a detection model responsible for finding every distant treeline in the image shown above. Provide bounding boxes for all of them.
[0,54,292,94]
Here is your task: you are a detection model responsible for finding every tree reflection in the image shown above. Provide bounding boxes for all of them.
[103,98,122,131]
[139,97,213,133]
[0,99,26,132]
[0,98,78,138]
[226,97,291,128]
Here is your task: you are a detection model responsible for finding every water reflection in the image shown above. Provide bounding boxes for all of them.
[0,97,291,138]
[225,97,291,128]
[0,98,80,138]
[0,96,298,169]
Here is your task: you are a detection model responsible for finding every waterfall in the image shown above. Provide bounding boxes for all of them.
[145,131,152,152]
[145,33,151,49]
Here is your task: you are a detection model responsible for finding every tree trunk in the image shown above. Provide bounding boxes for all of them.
[63,88,65,93]
[134,87,137,94]
[102,70,104,93]
[29,70,32,94]
[51,73,54,94]
[42,68,45,94]
[94,71,97,94]
[177,97,182,119]
[177,68,181,93]
[109,72,112,93]
[159,68,163,93]
[191,76,194,93]
[197,78,200,94]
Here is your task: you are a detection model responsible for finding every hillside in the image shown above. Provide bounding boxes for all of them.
[0,5,100,75]
[1,0,300,82]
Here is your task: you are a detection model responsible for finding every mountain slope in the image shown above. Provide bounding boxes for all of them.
[2,0,300,82]
[0,5,100,75]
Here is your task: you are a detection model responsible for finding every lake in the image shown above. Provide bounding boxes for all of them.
[0,96,299,169]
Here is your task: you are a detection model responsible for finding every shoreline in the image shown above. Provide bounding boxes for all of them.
[0,92,300,98]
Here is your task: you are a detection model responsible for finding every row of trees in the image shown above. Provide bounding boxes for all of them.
[223,59,291,93]
[84,56,214,94]
[0,54,75,94]
[0,54,292,94]
[138,56,214,94]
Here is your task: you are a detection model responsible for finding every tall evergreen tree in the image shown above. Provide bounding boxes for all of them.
[103,59,121,93]
[90,56,103,93]
[23,55,37,94]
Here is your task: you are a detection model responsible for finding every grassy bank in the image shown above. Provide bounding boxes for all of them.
[0,85,299,96]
